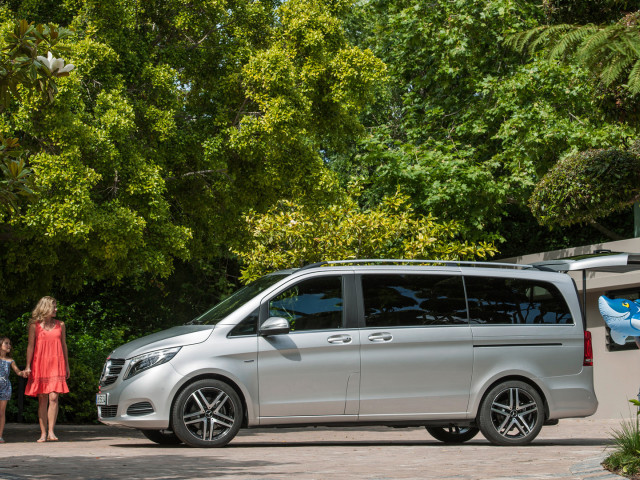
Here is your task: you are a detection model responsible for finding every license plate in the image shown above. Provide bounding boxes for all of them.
[96,393,108,406]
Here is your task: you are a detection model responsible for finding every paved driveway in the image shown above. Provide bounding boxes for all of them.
[0,419,624,480]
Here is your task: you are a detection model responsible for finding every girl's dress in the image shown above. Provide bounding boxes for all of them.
[0,359,12,401]
[24,321,69,396]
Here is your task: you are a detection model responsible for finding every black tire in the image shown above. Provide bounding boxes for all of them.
[426,425,480,443]
[477,380,544,446]
[171,379,243,448]
[141,429,182,445]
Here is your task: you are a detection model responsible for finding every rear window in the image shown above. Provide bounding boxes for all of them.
[464,276,573,325]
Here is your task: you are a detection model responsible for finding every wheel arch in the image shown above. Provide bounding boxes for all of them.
[473,375,550,423]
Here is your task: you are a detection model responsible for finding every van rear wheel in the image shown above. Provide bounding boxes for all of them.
[141,429,182,445]
[172,379,243,447]
[426,425,479,443]
[477,380,544,446]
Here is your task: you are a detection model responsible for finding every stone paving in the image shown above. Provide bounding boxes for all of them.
[0,418,628,480]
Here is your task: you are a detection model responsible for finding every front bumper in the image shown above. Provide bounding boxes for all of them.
[98,361,183,429]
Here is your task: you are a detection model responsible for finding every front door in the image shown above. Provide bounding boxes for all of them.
[258,273,360,420]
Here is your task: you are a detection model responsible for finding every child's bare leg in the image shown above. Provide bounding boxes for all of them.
[0,400,7,439]
[47,392,59,440]
[37,394,48,441]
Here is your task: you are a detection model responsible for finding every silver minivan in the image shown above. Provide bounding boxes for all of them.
[97,259,601,447]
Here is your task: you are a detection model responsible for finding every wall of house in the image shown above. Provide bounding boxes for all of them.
[586,291,640,419]
[503,238,640,420]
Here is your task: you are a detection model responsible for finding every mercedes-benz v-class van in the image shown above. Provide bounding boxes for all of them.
[97,258,603,447]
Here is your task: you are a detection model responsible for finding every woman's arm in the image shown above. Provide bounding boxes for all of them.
[61,321,70,379]
[25,322,36,375]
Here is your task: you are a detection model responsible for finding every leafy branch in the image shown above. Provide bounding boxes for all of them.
[0,20,75,220]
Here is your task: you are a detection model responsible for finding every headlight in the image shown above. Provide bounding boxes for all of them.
[124,347,181,380]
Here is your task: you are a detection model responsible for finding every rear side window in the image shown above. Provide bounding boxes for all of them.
[361,274,467,327]
[464,276,573,325]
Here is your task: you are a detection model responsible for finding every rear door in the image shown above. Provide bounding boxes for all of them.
[357,272,473,419]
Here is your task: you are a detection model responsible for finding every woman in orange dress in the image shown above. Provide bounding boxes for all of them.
[24,296,69,442]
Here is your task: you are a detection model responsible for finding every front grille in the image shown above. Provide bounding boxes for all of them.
[100,358,125,387]
[127,402,154,416]
[99,405,118,418]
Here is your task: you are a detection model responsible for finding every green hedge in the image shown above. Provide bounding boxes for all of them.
[529,148,640,227]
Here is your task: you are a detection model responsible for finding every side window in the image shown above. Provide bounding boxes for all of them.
[268,276,343,331]
[228,309,259,337]
[465,276,573,325]
[362,274,467,328]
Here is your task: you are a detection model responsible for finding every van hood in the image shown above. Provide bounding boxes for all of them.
[109,325,214,359]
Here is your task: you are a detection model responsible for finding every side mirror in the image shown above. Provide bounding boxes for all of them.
[259,317,291,336]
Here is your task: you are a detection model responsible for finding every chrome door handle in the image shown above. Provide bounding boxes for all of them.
[368,332,393,342]
[327,334,352,344]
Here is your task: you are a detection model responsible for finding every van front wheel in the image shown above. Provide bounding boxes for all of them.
[477,381,544,446]
[172,379,243,447]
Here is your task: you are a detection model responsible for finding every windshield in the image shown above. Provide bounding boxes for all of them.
[187,273,289,325]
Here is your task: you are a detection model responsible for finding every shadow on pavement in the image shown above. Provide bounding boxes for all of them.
[3,424,143,444]
[0,455,284,480]
[4,422,614,448]
[222,439,613,448]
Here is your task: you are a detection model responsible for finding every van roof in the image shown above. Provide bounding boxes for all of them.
[295,253,640,274]
[298,259,531,271]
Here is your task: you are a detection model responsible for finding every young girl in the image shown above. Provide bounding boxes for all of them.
[24,296,69,442]
[0,336,27,443]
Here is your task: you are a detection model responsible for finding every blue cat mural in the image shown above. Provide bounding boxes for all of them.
[598,296,640,345]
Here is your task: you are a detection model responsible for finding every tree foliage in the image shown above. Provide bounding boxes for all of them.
[0,19,73,220]
[541,0,639,25]
[0,0,385,303]
[233,189,497,283]
[509,11,640,94]
[335,0,631,251]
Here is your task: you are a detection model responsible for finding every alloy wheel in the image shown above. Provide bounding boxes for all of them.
[181,386,237,442]
[489,386,539,440]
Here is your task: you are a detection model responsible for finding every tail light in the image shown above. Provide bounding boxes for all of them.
[583,330,593,367]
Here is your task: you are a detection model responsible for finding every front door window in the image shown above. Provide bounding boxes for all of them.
[268,276,343,331]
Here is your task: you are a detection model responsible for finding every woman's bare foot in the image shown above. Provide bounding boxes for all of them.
[47,433,58,441]
[36,436,46,443]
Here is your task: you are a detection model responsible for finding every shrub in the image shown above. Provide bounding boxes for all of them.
[603,400,640,477]
[529,148,640,227]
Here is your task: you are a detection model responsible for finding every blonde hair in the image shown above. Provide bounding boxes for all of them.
[29,296,57,326]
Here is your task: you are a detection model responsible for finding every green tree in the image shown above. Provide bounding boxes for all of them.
[506,1,640,232]
[336,0,632,255]
[233,188,497,282]
[0,0,385,304]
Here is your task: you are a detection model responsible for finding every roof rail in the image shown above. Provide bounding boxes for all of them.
[298,259,533,270]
